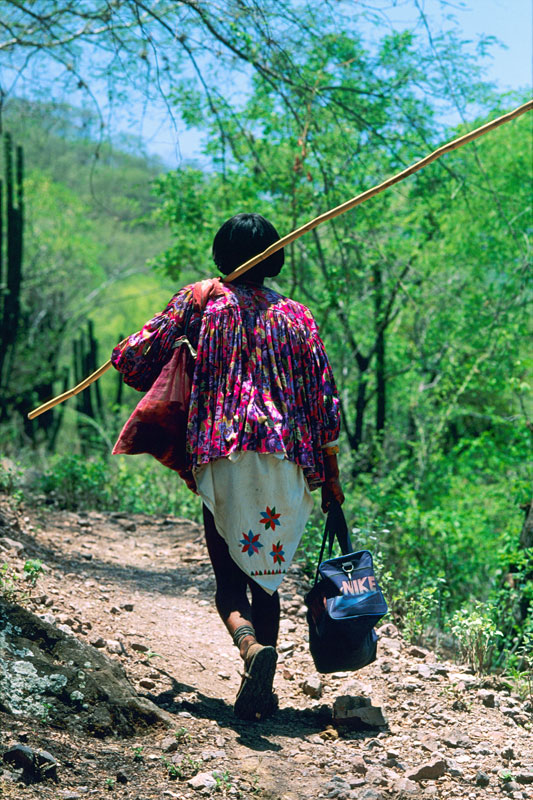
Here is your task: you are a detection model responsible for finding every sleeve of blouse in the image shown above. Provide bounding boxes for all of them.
[307,312,341,444]
[111,285,194,391]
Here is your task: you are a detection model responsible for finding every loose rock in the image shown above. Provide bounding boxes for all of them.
[477,688,496,707]
[3,743,58,782]
[406,758,447,781]
[475,771,490,786]
[332,695,387,730]
[161,735,179,753]
[188,771,218,790]
[302,674,323,699]
[515,772,533,784]
[131,642,149,652]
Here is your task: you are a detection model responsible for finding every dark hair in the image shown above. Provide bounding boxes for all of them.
[212,213,284,280]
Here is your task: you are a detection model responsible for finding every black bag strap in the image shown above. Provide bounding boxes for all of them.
[313,501,353,585]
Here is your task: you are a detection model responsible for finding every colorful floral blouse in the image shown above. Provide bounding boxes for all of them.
[111,281,340,488]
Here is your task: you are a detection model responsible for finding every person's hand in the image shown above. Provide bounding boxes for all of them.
[321,449,344,512]
[321,476,345,513]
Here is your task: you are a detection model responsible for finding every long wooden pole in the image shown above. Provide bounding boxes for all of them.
[225,99,533,281]
[28,360,113,420]
[28,99,532,421]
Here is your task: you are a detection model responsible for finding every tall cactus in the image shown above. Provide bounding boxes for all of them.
[73,319,106,452]
[0,132,24,398]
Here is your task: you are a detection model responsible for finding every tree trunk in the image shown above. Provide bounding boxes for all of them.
[0,134,24,405]
[373,264,386,438]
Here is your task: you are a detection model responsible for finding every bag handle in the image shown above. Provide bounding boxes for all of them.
[313,501,353,585]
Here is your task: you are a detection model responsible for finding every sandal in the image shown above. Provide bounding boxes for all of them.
[234,643,278,721]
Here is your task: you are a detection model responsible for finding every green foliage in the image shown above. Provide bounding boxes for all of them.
[23,559,43,587]
[0,563,22,604]
[143,649,162,661]
[160,756,179,779]
[131,745,144,762]
[0,461,23,495]
[0,100,174,449]
[214,769,233,791]
[508,621,533,703]
[394,582,445,646]
[162,753,200,780]
[450,602,502,674]
[39,453,202,520]
[40,454,111,510]
[174,726,191,743]
[0,558,42,604]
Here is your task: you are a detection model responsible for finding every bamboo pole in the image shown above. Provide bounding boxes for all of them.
[28,360,113,420]
[28,99,532,421]
[225,99,533,281]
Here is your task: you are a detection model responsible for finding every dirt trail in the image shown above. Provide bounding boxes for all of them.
[1,499,532,800]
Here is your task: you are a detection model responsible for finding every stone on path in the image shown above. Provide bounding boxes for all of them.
[357,789,385,800]
[332,695,387,730]
[477,688,496,707]
[350,755,367,775]
[515,772,533,784]
[442,730,472,749]
[407,645,430,659]
[406,758,447,781]
[302,674,323,699]
[393,776,420,794]
[131,641,149,652]
[188,771,218,790]
[0,536,25,554]
[475,771,490,786]
[161,734,179,753]
[3,743,58,782]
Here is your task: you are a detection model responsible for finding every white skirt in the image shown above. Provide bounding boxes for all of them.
[195,451,314,594]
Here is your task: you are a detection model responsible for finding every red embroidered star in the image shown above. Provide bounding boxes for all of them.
[260,505,281,531]
[270,541,285,565]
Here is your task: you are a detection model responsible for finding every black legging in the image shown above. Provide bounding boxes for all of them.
[202,504,280,647]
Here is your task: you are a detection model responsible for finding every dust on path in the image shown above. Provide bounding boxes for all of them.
[1,500,532,800]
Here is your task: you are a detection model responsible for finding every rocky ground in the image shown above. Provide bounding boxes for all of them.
[0,493,532,800]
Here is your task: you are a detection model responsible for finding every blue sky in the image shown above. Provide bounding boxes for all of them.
[129,0,531,166]
[3,1,529,165]
[412,0,531,91]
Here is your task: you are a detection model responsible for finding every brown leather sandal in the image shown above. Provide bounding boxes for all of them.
[234,643,278,721]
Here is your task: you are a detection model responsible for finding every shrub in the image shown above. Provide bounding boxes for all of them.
[38,452,202,520]
[450,602,502,674]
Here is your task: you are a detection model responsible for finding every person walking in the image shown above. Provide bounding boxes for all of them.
[111,213,344,720]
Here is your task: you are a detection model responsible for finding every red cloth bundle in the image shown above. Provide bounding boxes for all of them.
[112,278,225,490]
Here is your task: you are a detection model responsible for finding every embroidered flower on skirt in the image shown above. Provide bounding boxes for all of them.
[260,506,281,531]
[240,531,264,557]
[270,541,285,565]
[195,451,313,594]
